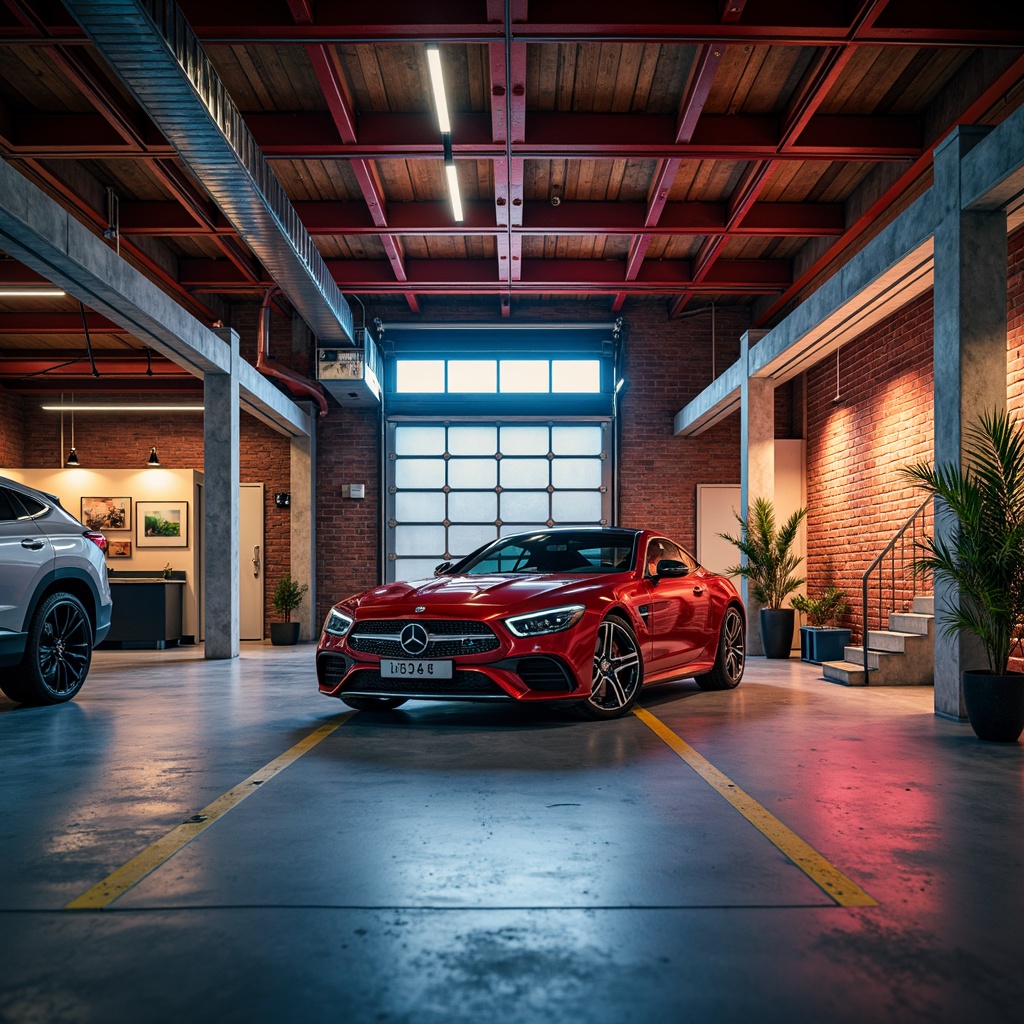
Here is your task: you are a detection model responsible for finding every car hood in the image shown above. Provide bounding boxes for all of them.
[348,573,611,617]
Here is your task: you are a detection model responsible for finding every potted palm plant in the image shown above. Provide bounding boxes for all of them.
[720,496,807,658]
[791,586,851,663]
[271,574,309,646]
[904,409,1024,742]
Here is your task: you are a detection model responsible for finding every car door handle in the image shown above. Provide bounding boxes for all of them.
[692,585,704,597]
[21,538,44,550]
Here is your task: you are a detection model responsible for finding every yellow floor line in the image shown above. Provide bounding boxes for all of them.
[633,706,878,908]
[66,714,355,911]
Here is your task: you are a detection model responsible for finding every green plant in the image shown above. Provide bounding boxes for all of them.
[791,586,850,628]
[272,574,309,622]
[718,496,808,608]
[904,409,1024,675]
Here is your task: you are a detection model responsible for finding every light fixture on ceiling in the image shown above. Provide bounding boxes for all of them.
[443,135,464,223]
[65,393,80,467]
[425,44,451,134]
[427,43,463,223]
[0,288,66,298]
[41,403,204,412]
[147,446,160,467]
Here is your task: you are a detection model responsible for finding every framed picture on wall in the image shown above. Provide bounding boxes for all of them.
[107,539,132,558]
[136,501,188,547]
[81,496,131,532]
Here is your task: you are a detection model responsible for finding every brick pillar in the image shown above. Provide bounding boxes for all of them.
[932,126,1008,718]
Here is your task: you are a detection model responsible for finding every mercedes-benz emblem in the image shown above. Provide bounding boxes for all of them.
[400,622,429,656]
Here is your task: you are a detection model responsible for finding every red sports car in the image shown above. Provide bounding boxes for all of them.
[316,527,745,719]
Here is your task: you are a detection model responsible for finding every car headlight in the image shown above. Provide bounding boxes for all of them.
[504,605,586,637]
[323,608,354,638]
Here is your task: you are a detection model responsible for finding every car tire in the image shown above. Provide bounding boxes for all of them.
[695,604,745,691]
[568,614,643,720]
[9,591,94,705]
[341,696,409,712]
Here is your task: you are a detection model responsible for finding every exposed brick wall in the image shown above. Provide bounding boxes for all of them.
[617,303,749,550]
[804,293,934,643]
[1008,227,1024,671]
[315,405,381,627]
[1009,225,1024,419]
[0,392,25,466]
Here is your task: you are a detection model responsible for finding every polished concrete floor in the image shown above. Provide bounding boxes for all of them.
[1,645,1021,1023]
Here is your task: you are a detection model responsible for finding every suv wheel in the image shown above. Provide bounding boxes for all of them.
[6,592,94,705]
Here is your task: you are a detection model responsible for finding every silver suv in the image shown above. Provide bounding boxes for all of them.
[0,475,112,704]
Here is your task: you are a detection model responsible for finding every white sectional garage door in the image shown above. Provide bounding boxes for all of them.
[386,419,612,582]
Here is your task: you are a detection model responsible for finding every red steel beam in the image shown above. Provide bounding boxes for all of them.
[168,4,1024,47]
[0,313,126,333]
[0,111,923,162]
[6,4,1022,46]
[755,47,1024,327]
[5,376,202,392]
[0,355,191,377]
[115,198,845,238]
[178,256,791,294]
[668,0,891,317]
[17,159,219,324]
[488,1,528,314]
[614,1,744,310]
[289,0,419,311]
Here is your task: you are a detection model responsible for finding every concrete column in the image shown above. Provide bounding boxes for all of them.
[739,329,772,655]
[204,328,241,659]
[290,406,317,642]
[932,125,1008,719]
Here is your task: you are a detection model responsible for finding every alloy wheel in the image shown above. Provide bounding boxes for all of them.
[589,617,642,712]
[37,598,92,697]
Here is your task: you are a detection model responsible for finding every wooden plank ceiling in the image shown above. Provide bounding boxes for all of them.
[1,0,1024,391]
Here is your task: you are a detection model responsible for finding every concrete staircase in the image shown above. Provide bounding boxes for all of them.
[821,595,934,686]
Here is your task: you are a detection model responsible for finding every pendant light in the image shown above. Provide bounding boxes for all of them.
[65,393,80,466]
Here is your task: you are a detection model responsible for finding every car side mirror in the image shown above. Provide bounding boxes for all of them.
[434,561,453,576]
[655,558,689,578]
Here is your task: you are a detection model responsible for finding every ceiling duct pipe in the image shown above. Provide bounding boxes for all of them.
[63,0,354,348]
[257,289,329,419]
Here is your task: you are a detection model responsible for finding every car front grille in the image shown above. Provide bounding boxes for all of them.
[348,619,500,658]
[342,669,510,699]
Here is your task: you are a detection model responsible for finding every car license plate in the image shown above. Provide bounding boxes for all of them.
[381,659,453,679]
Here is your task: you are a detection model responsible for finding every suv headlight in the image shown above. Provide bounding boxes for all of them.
[504,605,585,637]
[323,608,354,638]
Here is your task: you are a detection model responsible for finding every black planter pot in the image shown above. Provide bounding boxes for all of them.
[270,621,301,646]
[760,608,795,659]
[962,670,1024,742]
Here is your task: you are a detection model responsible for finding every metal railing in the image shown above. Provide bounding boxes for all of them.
[860,498,933,677]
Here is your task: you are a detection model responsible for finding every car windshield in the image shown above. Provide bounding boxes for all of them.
[451,531,637,575]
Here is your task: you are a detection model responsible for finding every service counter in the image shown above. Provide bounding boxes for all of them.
[101,572,186,649]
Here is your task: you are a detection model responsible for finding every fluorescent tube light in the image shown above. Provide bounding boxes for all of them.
[426,44,451,134]
[444,161,464,223]
[0,288,66,297]
[41,403,205,412]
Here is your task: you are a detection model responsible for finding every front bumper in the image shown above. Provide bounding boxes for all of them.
[316,648,586,703]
